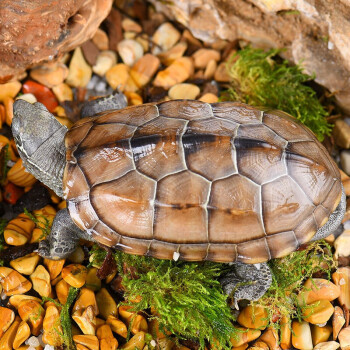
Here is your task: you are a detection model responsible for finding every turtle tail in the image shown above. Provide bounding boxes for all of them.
[12,100,67,198]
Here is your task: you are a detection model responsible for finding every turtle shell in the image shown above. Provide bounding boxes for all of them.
[63,100,342,263]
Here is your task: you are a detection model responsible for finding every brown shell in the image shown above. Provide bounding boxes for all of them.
[63,100,342,263]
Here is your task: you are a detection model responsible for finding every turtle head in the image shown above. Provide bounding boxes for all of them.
[12,100,68,197]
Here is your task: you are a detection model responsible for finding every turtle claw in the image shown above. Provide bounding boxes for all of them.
[220,262,272,309]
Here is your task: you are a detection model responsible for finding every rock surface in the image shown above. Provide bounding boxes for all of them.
[0,0,113,82]
[149,0,350,113]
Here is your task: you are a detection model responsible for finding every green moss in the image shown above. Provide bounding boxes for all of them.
[89,239,336,349]
[250,240,335,328]
[222,47,332,141]
[90,246,237,349]
[62,287,80,350]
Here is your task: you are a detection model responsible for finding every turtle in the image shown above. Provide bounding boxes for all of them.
[12,96,346,307]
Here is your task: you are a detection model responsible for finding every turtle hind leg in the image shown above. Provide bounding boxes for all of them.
[38,208,88,260]
[219,262,272,309]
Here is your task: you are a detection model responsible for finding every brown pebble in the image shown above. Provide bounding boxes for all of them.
[106,64,130,91]
[153,57,194,89]
[152,22,181,55]
[157,42,188,66]
[168,83,200,100]
[333,120,350,149]
[122,18,142,33]
[214,61,231,82]
[192,48,220,69]
[81,40,100,67]
[199,93,218,103]
[0,81,22,102]
[130,54,160,88]
[29,62,69,88]
[92,29,109,51]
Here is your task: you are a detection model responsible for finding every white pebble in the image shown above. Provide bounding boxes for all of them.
[16,93,37,104]
[27,336,40,347]
[86,75,100,90]
[150,340,157,347]
[117,39,144,66]
[173,252,180,261]
[44,345,55,350]
[27,347,36,350]
[344,220,350,230]
[96,81,107,92]
[328,41,334,50]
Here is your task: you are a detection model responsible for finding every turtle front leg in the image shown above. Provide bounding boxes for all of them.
[219,262,272,309]
[38,208,88,260]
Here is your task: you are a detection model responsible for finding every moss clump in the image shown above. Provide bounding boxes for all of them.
[43,287,80,350]
[90,246,237,349]
[222,47,332,141]
[250,240,335,327]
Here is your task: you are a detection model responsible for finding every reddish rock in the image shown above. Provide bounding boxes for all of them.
[0,0,113,82]
[22,80,58,113]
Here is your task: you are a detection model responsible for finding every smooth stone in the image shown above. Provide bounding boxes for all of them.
[340,150,350,176]
[105,64,130,91]
[314,341,340,350]
[334,230,350,258]
[192,48,221,69]
[0,81,21,102]
[333,120,350,149]
[92,29,109,51]
[29,62,69,88]
[130,54,160,88]
[152,22,181,55]
[117,39,144,66]
[16,93,37,104]
[199,93,218,103]
[157,41,188,66]
[168,83,200,100]
[122,18,142,33]
[338,327,350,349]
[92,51,117,77]
[65,47,92,88]
[214,61,231,82]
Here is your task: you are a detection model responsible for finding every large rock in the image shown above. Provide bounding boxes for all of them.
[0,0,113,82]
[150,0,350,113]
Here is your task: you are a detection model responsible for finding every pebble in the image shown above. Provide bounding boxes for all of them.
[305,303,334,326]
[117,39,144,66]
[105,64,130,91]
[230,327,261,347]
[168,83,200,100]
[4,97,13,126]
[136,34,149,53]
[81,40,100,66]
[297,278,340,305]
[292,321,313,350]
[199,93,219,103]
[311,324,333,345]
[332,267,350,308]
[130,54,160,88]
[340,150,350,176]
[332,306,345,340]
[16,93,37,104]
[122,18,142,33]
[157,41,188,66]
[153,57,194,89]
[334,230,350,258]
[29,62,69,88]
[0,81,22,102]
[27,336,40,347]
[214,61,231,82]
[92,51,117,77]
[333,120,350,149]
[92,28,109,51]
[192,48,221,69]
[52,83,73,102]
[314,341,340,350]
[152,22,181,55]
[204,59,218,80]
[10,253,40,276]
[65,47,92,88]
[124,92,143,105]
[30,265,51,297]
[96,288,118,320]
[338,327,350,349]
[182,29,202,47]
[62,264,88,288]
[22,80,58,112]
